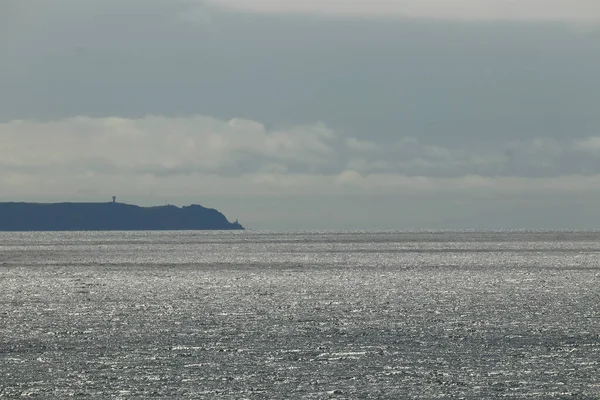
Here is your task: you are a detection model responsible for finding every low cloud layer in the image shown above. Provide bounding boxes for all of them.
[202,0,600,23]
[2,115,600,203]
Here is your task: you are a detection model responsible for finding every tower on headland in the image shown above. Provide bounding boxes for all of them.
[112,196,116,203]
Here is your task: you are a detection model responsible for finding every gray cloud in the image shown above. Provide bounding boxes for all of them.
[3,115,600,198]
[0,116,336,176]
[1,2,598,148]
[200,0,600,23]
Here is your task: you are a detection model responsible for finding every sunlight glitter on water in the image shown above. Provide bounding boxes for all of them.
[1,230,600,398]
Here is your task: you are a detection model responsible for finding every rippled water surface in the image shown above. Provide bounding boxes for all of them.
[1,230,600,398]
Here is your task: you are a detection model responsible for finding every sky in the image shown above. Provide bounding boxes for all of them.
[1,0,600,230]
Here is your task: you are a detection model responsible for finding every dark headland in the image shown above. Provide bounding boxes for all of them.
[0,201,244,231]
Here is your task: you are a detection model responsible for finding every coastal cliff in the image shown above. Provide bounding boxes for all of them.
[0,202,244,231]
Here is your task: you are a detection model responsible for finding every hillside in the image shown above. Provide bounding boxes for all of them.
[0,202,244,231]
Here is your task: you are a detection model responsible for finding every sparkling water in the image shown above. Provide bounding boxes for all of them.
[1,230,599,398]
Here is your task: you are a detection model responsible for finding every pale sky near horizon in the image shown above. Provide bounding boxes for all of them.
[1,0,600,230]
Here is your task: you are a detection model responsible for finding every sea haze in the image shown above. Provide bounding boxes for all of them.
[1,230,599,398]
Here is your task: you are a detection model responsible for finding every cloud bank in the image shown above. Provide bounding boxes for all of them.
[201,0,600,23]
[2,115,600,202]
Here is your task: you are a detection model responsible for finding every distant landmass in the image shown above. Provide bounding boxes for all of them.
[0,201,244,231]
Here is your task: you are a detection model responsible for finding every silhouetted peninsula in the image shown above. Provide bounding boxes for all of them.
[0,201,244,231]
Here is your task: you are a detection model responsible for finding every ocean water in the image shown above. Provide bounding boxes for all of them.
[1,230,599,399]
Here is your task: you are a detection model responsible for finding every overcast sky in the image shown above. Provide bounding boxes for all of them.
[1,0,600,229]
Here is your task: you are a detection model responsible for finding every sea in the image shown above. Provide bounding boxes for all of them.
[1,230,599,399]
